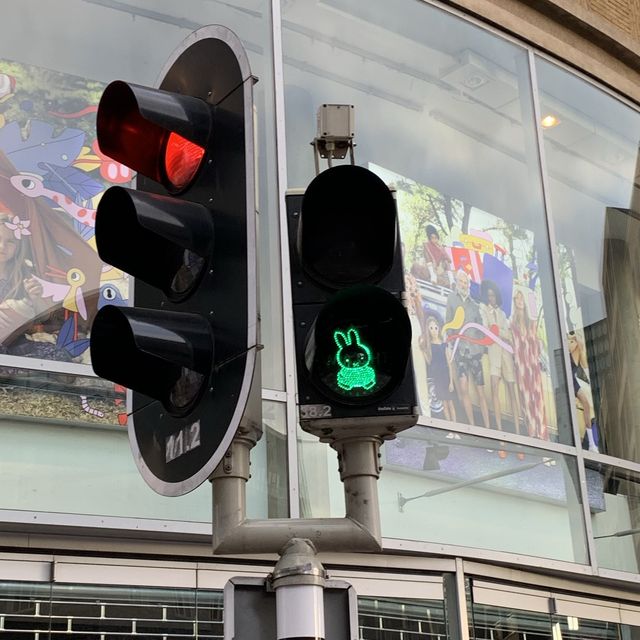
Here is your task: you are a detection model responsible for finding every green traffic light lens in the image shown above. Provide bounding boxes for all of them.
[334,327,377,394]
[304,285,411,406]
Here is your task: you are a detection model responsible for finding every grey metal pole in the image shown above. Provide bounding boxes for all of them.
[332,436,382,542]
[271,538,327,640]
[211,432,384,554]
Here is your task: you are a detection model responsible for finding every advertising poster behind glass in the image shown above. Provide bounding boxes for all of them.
[0,59,129,424]
[372,164,559,447]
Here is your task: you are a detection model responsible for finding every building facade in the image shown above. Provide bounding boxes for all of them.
[1,0,640,637]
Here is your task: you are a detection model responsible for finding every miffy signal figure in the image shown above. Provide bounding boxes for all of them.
[334,327,376,392]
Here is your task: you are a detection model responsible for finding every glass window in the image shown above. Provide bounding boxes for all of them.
[0,0,284,402]
[384,427,588,563]
[358,596,448,640]
[0,578,451,639]
[283,0,571,447]
[0,0,285,524]
[586,462,640,574]
[470,579,640,640]
[0,581,223,638]
[0,580,52,636]
[0,398,286,523]
[536,57,640,462]
[298,423,589,563]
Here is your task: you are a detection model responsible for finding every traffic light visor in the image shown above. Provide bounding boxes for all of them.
[299,165,396,289]
[97,80,211,192]
[304,285,411,405]
[91,305,214,414]
[95,186,214,299]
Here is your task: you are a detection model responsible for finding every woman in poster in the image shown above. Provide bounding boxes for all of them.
[421,308,456,422]
[0,209,44,339]
[511,287,548,441]
[568,330,599,452]
[479,280,521,434]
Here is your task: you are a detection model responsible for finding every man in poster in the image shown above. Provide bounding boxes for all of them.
[446,269,490,428]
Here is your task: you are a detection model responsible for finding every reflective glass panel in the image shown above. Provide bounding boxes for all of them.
[283,0,572,446]
[471,603,552,640]
[0,0,283,391]
[470,583,639,640]
[536,57,640,461]
[298,423,589,563]
[586,462,640,574]
[470,601,625,640]
[0,398,285,523]
[0,581,52,636]
[384,426,588,562]
[0,0,285,523]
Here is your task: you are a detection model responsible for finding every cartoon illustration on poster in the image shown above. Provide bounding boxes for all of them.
[0,59,130,423]
[371,164,558,447]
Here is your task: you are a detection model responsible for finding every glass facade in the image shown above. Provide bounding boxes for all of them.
[282,0,570,445]
[1,566,640,640]
[0,0,639,590]
[536,57,640,463]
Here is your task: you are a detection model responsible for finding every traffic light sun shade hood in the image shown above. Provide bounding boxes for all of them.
[298,165,397,289]
[96,80,211,193]
[95,186,214,300]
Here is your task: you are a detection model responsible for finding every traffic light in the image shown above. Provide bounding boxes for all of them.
[287,165,417,438]
[89,27,259,496]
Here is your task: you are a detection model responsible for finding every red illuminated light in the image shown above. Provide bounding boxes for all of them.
[163,132,206,191]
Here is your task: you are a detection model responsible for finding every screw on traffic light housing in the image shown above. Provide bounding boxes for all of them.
[287,164,418,440]
[89,26,259,497]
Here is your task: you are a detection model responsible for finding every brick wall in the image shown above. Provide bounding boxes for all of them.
[585,0,640,39]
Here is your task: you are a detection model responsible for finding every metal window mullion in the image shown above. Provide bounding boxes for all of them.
[527,49,598,570]
[271,0,301,518]
[582,450,640,476]
[454,558,470,640]
[0,353,96,377]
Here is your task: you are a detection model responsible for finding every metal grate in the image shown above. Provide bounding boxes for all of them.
[0,583,447,639]
[358,596,448,640]
[0,582,223,639]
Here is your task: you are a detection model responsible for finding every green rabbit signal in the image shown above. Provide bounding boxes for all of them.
[334,327,376,392]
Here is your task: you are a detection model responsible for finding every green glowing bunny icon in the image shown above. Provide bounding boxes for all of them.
[334,327,376,392]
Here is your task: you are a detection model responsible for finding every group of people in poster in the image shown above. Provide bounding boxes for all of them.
[407,215,555,440]
[403,211,599,453]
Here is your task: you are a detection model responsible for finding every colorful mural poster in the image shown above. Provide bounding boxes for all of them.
[371,164,559,446]
[0,59,130,424]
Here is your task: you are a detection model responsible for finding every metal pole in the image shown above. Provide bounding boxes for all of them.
[332,436,382,542]
[271,538,327,640]
[211,433,384,554]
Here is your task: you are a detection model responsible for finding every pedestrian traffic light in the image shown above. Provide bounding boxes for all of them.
[89,27,259,496]
[287,164,417,439]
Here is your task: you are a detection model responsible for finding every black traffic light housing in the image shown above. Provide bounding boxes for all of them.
[90,26,259,496]
[287,165,417,440]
